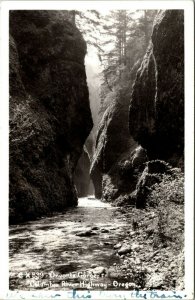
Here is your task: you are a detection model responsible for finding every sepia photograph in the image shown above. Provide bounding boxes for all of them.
[0,1,194,299]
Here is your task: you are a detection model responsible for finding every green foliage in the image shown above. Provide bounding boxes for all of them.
[73,9,157,119]
[148,169,184,246]
[10,96,36,144]
[71,10,103,52]
[99,10,157,109]
[148,169,184,207]
[9,95,54,165]
[124,259,147,289]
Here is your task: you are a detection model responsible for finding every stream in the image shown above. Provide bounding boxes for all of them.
[9,196,132,290]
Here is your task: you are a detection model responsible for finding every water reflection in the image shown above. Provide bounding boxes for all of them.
[9,197,129,290]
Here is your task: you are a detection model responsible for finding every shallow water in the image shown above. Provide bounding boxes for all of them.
[9,196,131,290]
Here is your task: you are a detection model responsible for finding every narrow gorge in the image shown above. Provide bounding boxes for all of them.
[9,9,184,292]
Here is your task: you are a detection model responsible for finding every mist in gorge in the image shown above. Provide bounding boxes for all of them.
[85,51,102,134]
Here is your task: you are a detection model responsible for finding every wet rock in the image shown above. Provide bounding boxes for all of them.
[55,263,73,273]
[131,146,148,169]
[131,243,140,251]
[92,226,99,230]
[118,244,131,255]
[114,243,122,250]
[123,259,128,264]
[130,231,136,237]
[9,11,93,224]
[104,242,112,246]
[129,10,184,165]
[76,230,96,237]
[92,267,106,275]
[101,228,109,233]
[90,88,138,203]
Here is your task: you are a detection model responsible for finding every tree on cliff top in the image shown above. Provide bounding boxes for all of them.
[97,10,157,109]
[69,10,103,52]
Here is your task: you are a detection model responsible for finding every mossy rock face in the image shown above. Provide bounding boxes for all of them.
[9,11,93,224]
[131,146,148,169]
[129,10,184,164]
[135,160,174,209]
[91,10,184,206]
[90,88,138,201]
[147,160,172,174]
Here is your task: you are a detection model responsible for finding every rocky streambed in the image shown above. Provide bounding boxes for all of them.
[9,197,133,290]
[9,196,184,291]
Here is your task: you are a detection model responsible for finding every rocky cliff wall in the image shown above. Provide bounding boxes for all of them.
[9,11,93,223]
[74,146,94,197]
[129,10,184,166]
[90,88,139,200]
[91,10,184,207]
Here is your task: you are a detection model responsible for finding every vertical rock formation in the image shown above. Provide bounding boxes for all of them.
[129,10,184,208]
[129,10,184,166]
[92,10,184,206]
[9,11,93,223]
[90,88,139,201]
[74,146,94,197]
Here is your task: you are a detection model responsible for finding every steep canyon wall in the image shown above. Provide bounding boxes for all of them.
[9,11,93,223]
[91,10,184,205]
[129,10,184,165]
